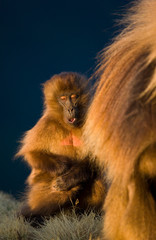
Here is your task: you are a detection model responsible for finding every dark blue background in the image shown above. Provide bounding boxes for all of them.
[0,0,127,197]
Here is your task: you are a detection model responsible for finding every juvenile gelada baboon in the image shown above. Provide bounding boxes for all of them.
[84,0,156,239]
[16,72,105,220]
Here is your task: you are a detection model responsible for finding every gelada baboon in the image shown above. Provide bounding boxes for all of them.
[16,72,105,220]
[84,0,156,239]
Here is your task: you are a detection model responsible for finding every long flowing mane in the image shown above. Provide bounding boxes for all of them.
[85,0,156,182]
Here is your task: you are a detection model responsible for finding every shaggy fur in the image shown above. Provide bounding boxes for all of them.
[84,0,156,239]
[16,72,105,220]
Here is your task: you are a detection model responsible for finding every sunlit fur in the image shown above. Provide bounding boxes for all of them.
[84,0,156,239]
[16,72,105,220]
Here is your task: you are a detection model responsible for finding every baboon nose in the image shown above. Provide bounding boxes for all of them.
[68,108,73,114]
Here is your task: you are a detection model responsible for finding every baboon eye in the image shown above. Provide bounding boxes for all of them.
[60,96,67,101]
[71,94,77,99]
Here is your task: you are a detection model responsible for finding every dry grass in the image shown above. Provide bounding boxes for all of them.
[0,192,102,240]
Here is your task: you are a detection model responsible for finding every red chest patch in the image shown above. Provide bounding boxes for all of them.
[61,133,82,147]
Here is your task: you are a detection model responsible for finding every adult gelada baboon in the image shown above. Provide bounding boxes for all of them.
[84,0,156,239]
[16,72,105,221]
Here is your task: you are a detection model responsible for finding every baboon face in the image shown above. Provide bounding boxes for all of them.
[58,92,80,127]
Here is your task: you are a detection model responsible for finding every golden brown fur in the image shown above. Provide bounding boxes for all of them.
[16,72,105,220]
[84,0,156,239]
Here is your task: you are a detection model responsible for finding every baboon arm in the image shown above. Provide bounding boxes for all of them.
[23,150,74,175]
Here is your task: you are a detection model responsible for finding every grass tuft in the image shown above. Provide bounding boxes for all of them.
[0,192,102,240]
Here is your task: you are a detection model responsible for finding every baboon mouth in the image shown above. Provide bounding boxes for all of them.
[68,118,76,123]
